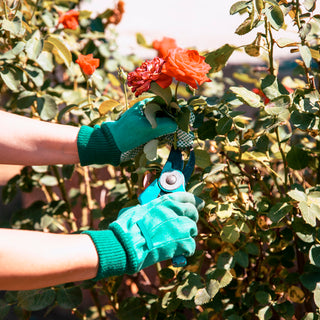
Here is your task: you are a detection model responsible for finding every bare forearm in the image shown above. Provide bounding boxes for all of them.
[0,229,98,290]
[0,111,80,165]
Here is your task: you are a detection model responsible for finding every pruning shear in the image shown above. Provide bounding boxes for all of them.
[138,147,195,267]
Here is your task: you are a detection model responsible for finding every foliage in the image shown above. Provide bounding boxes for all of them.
[1,0,320,319]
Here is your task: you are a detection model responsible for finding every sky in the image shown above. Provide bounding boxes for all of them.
[81,0,301,63]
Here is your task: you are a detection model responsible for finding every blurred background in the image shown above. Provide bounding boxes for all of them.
[81,0,300,62]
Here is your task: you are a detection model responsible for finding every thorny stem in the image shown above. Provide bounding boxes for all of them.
[30,0,40,22]
[121,167,133,199]
[90,288,105,320]
[87,79,92,108]
[265,18,275,76]
[51,165,78,231]
[275,126,288,193]
[82,166,94,228]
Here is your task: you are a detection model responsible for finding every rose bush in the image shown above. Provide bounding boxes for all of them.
[1,0,320,319]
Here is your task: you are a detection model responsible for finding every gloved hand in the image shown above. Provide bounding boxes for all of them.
[82,192,203,280]
[77,99,177,166]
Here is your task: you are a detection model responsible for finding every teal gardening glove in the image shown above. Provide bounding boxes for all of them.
[82,192,202,280]
[77,99,177,166]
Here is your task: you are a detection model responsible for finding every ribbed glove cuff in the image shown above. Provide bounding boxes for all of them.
[82,230,128,280]
[77,124,121,166]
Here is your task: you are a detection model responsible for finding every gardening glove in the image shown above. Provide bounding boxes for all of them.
[82,192,203,280]
[77,99,177,166]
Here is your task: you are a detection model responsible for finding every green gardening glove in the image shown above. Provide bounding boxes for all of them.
[77,99,177,166]
[82,192,202,280]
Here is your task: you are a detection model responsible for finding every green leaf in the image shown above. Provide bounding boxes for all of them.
[290,110,316,130]
[1,15,25,36]
[39,175,58,187]
[118,297,148,320]
[37,95,58,121]
[198,120,217,140]
[265,2,284,30]
[288,189,307,202]
[230,1,251,15]
[56,285,82,309]
[26,30,43,61]
[287,146,309,170]
[304,0,316,11]
[302,313,320,320]
[207,279,220,297]
[234,250,249,268]
[268,202,293,223]
[310,245,320,267]
[143,139,158,161]
[299,201,317,226]
[205,44,236,73]
[220,224,240,244]
[245,242,260,256]
[230,86,261,108]
[18,288,56,311]
[261,75,290,100]
[300,270,320,291]
[314,284,320,310]
[36,52,54,72]
[177,107,191,133]
[256,291,271,305]
[0,41,25,60]
[235,17,256,35]
[194,288,210,306]
[0,66,21,91]
[216,202,234,220]
[176,273,203,301]
[25,65,44,87]
[44,36,72,67]
[216,117,233,135]
[136,32,152,48]
[149,82,172,105]
[194,149,211,169]
[258,306,273,320]
[299,45,312,68]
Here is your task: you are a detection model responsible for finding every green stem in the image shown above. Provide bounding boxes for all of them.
[87,79,92,108]
[51,165,72,213]
[1,0,8,19]
[174,81,180,101]
[90,289,105,320]
[265,18,275,75]
[275,126,288,193]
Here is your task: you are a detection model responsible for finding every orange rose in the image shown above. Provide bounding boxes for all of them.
[76,54,100,76]
[162,48,211,89]
[152,37,178,58]
[58,10,80,30]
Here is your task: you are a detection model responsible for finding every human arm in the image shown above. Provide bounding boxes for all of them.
[0,192,201,290]
[0,111,80,165]
[0,229,98,290]
[0,99,177,166]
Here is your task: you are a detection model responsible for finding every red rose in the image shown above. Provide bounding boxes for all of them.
[76,54,100,76]
[58,10,80,30]
[152,37,178,58]
[162,48,211,89]
[127,57,172,97]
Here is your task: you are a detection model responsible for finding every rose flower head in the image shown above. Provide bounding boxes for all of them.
[76,54,100,76]
[127,57,172,97]
[162,48,211,89]
[252,88,270,104]
[58,9,80,30]
[152,37,178,58]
